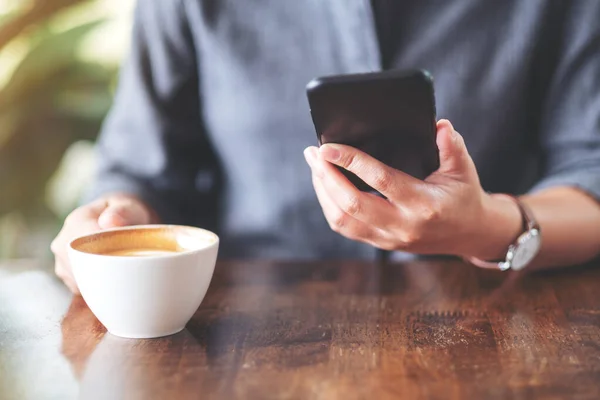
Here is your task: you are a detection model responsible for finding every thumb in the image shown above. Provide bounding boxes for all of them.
[435,119,473,178]
[97,198,151,229]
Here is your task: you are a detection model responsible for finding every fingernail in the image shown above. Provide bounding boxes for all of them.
[307,147,325,177]
[304,147,317,166]
[436,119,453,137]
[319,144,340,162]
[443,121,457,141]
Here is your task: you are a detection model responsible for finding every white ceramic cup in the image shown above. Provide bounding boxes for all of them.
[68,225,219,339]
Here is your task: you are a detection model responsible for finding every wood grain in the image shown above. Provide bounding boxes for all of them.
[1,259,600,399]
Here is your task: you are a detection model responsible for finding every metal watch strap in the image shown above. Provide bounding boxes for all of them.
[466,194,538,270]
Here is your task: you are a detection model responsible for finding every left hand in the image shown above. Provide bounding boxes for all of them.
[304,119,521,259]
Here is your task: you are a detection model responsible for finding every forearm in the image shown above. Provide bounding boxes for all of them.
[477,187,600,270]
[521,187,600,269]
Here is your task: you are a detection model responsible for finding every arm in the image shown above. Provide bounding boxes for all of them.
[53,0,219,293]
[304,117,600,271]
[520,0,600,269]
[522,188,600,268]
[474,187,600,270]
[88,0,219,226]
[305,2,600,271]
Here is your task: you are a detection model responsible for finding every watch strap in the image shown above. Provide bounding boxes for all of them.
[466,194,538,270]
[513,195,539,231]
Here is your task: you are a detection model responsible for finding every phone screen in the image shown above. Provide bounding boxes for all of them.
[307,69,439,192]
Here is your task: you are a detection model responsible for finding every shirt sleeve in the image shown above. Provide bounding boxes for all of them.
[86,0,220,226]
[529,1,600,200]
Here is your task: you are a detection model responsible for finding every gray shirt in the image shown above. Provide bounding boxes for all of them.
[90,0,600,260]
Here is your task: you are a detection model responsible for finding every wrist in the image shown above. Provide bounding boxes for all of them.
[465,193,522,260]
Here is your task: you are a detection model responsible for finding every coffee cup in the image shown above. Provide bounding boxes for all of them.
[68,225,219,339]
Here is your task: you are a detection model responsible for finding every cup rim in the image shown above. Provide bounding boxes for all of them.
[68,224,219,259]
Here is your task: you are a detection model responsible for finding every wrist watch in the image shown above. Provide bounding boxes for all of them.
[468,194,542,271]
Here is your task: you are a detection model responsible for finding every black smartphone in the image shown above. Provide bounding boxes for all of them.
[306,69,439,192]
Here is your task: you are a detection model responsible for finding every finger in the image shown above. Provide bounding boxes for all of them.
[307,146,391,240]
[64,278,80,295]
[433,119,474,178]
[307,146,393,247]
[52,218,102,294]
[98,198,150,229]
[54,251,74,280]
[314,151,399,228]
[304,146,322,176]
[318,143,422,200]
[307,147,352,221]
[55,260,79,295]
[312,173,383,245]
[97,207,130,229]
[66,218,103,243]
[85,197,110,217]
[64,275,79,295]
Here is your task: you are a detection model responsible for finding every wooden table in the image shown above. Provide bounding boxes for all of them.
[1,259,600,399]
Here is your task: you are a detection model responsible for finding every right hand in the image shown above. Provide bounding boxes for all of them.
[51,194,155,294]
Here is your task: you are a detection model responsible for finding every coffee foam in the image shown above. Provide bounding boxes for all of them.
[71,226,217,256]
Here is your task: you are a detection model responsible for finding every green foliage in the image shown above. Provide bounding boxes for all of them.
[0,21,114,215]
[0,2,117,257]
[0,13,13,27]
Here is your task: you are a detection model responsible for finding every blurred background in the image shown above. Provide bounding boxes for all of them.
[0,0,133,261]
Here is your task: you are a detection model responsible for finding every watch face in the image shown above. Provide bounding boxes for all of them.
[510,229,541,271]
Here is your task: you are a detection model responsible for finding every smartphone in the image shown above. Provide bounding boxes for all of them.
[306,69,439,192]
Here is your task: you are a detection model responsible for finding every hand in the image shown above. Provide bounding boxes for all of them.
[51,194,155,294]
[304,120,521,259]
